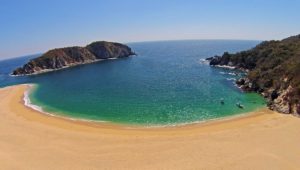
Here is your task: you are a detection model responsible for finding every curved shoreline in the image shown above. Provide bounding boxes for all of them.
[22,83,266,129]
[1,84,300,169]
[23,84,111,125]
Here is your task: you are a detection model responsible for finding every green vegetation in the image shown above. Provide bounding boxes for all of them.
[208,35,300,114]
[12,41,135,75]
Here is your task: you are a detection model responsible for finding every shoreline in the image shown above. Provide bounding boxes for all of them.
[22,83,267,129]
[11,58,109,76]
[11,56,134,77]
[1,84,300,169]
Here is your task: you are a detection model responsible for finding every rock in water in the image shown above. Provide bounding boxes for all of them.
[12,41,135,75]
[207,34,300,115]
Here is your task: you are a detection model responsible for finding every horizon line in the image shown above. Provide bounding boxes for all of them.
[126,38,263,44]
[0,38,265,61]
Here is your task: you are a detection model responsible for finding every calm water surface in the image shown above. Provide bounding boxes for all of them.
[0,40,265,126]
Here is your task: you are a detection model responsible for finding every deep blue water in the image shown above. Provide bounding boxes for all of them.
[0,40,266,126]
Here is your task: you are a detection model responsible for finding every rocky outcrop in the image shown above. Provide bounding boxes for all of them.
[207,34,300,115]
[12,41,135,75]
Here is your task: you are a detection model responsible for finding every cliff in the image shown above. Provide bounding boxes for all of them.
[207,35,300,115]
[12,41,135,75]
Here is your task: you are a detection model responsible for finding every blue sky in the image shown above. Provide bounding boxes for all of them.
[0,0,300,59]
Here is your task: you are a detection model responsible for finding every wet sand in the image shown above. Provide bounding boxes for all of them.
[0,84,299,169]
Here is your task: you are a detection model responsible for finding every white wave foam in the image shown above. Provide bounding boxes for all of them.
[219,71,238,76]
[23,84,46,114]
[228,72,237,76]
[22,84,260,129]
[226,78,236,81]
[199,59,209,65]
[214,65,236,69]
[134,109,262,129]
[23,84,110,123]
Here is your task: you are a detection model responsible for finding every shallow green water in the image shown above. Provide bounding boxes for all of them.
[23,40,266,126]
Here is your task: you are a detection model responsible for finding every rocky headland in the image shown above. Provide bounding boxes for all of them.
[207,35,300,115]
[12,41,135,75]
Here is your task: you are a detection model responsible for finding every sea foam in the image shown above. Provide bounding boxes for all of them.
[23,84,45,114]
[23,84,110,123]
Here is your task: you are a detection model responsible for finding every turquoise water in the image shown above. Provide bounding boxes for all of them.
[0,40,266,126]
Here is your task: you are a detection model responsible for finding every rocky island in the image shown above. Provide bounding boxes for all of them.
[207,35,300,115]
[12,41,135,75]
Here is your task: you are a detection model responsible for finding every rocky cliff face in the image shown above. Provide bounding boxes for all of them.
[207,35,300,115]
[12,41,135,75]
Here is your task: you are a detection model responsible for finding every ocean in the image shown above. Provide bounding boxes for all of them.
[0,40,266,126]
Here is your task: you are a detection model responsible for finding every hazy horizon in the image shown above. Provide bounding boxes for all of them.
[0,39,263,61]
[1,0,299,59]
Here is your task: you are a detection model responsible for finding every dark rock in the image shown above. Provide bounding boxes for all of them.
[205,57,214,61]
[236,78,245,86]
[219,52,231,65]
[86,41,135,59]
[297,104,300,115]
[264,79,273,88]
[12,41,135,75]
[258,88,264,93]
[207,34,300,115]
[209,56,221,65]
[271,90,279,100]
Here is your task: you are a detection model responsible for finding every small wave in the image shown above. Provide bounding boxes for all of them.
[135,109,262,129]
[214,65,236,69]
[226,78,236,81]
[108,58,118,60]
[23,84,110,123]
[228,72,237,76]
[22,86,261,129]
[23,84,45,114]
[198,59,209,65]
[219,72,238,76]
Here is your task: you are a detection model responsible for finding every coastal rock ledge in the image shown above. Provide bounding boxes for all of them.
[206,34,300,115]
[12,41,135,75]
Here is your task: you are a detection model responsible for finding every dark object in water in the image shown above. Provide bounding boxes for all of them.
[220,98,224,105]
[236,102,244,109]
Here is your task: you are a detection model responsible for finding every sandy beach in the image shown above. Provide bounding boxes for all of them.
[0,84,299,170]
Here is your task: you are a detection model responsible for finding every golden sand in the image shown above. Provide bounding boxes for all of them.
[0,84,299,170]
